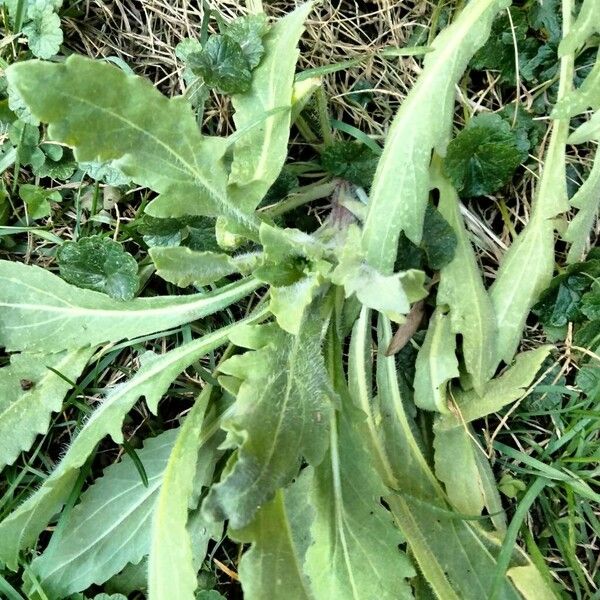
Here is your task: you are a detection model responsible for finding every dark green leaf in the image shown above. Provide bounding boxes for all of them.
[528,0,561,44]
[576,366,600,399]
[57,235,140,301]
[136,214,184,248]
[321,141,378,188]
[581,287,600,320]
[261,167,299,206]
[497,103,544,161]
[225,14,269,69]
[189,36,252,94]
[421,204,457,270]
[443,113,522,197]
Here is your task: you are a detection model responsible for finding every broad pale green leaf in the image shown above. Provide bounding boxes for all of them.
[569,110,600,144]
[149,246,259,287]
[57,236,139,301]
[0,314,261,569]
[6,55,260,234]
[508,565,560,600]
[413,308,459,413]
[565,149,600,263]
[228,3,312,209]
[29,429,178,597]
[0,347,93,470]
[148,389,214,600]
[437,346,552,427]
[0,260,259,352]
[304,403,415,599]
[433,422,489,516]
[362,0,510,271]
[552,53,600,118]
[559,0,600,55]
[232,475,314,600]
[435,171,497,393]
[203,307,336,529]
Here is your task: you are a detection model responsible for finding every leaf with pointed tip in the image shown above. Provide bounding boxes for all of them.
[149,247,259,287]
[0,315,259,569]
[0,260,259,352]
[0,347,93,470]
[362,0,510,271]
[203,308,335,529]
[413,308,459,413]
[29,429,179,597]
[5,55,260,234]
[232,474,314,600]
[148,389,215,600]
[552,52,600,118]
[304,403,415,600]
[569,110,600,144]
[228,3,312,209]
[559,0,600,55]
[565,149,600,263]
[435,171,497,393]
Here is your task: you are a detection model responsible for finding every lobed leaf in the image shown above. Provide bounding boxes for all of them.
[0,347,93,470]
[0,260,259,352]
[203,308,336,529]
[6,55,260,234]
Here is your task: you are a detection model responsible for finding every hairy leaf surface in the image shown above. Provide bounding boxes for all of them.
[6,55,260,233]
[0,260,259,352]
[0,316,260,569]
[30,430,179,597]
[361,0,509,271]
[0,347,93,470]
[203,310,335,529]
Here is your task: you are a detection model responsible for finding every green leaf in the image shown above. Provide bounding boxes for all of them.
[57,236,139,301]
[443,113,522,197]
[203,309,336,529]
[228,3,312,211]
[148,390,216,600]
[559,0,600,55]
[0,315,258,569]
[5,55,260,234]
[320,141,378,188]
[362,0,509,269]
[225,14,270,69]
[420,203,457,270]
[528,0,561,45]
[435,171,496,393]
[19,183,61,219]
[413,308,459,413]
[231,475,313,600]
[22,1,63,59]
[189,36,252,94]
[569,110,600,144]
[136,215,185,248]
[150,246,259,288]
[29,429,179,597]
[304,402,415,599]
[0,347,93,470]
[438,346,553,426]
[552,53,600,118]
[332,226,427,321]
[80,160,131,186]
[0,259,259,352]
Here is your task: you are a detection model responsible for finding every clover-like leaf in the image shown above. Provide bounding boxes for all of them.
[321,141,378,188]
[443,113,522,197]
[19,183,61,219]
[226,14,270,69]
[23,0,63,59]
[57,235,139,301]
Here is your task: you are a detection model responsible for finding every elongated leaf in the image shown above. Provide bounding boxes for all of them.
[6,55,260,234]
[0,347,93,470]
[148,389,213,600]
[0,314,262,569]
[435,171,497,393]
[228,3,312,209]
[203,307,335,529]
[413,308,459,413]
[29,429,179,597]
[559,0,600,55]
[304,403,415,599]
[0,260,259,352]
[565,149,600,263]
[438,346,552,427]
[232,474,314,600]
[150,247,259,287]
[361,0,509,271]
